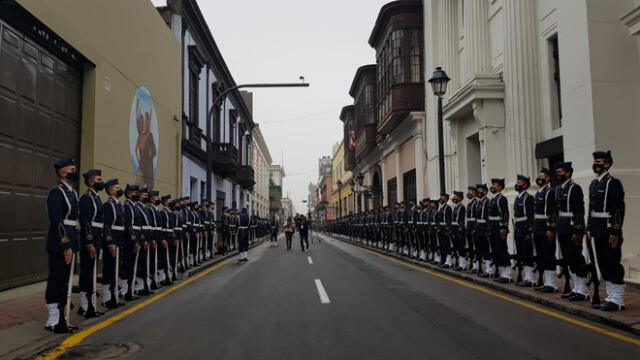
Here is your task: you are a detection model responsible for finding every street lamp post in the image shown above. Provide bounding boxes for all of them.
[428,67,451,195]
[205,80,309,200]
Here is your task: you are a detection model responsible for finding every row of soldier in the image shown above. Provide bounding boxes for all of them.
[44,159,271,334]
[325,150,626,312]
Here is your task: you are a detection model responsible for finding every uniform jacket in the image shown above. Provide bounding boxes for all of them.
[553,180,585,236]
[533,185,556,236]
[587,172,625,237]
[79,188,103,248]
[46,182,79,253]
[513,191,534,238]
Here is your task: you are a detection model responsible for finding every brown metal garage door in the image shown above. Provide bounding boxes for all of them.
[0,21,82,290]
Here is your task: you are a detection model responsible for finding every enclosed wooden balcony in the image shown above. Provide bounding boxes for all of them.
[182,116,207,162]
[211,142,238,177]
[236,165,255,190]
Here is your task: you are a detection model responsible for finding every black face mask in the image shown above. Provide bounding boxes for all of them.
[466,194,473,199]
[536,178,546,187]
[592,164,604,174]
[490,187,497,194]
[515,185,523,192]
[452,198,459,204]
[555,174,566,182]
[143,197,150,204]
[115,189,124,197]
[94,181,105,191]
[67,171,79,182]
[132,194,140,201]
[439,199,446,204]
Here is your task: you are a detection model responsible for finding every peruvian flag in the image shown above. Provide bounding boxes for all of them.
[349,131,356,152]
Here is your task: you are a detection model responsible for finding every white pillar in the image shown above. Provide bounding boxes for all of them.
[439,0,459,93]
[414,133,425,200]
[395,146,403,202]
[463,0,490,83]
[380,159,387,206]
[503,0,541,183]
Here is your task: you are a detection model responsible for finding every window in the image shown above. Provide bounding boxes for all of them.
[409,30,423,83]
[229,109,237,145]
[403,170,416,204]
[200,181,206,202]
[387,178,397,207]
[549,35,562,129]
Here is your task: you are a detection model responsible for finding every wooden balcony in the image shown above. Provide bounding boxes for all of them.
[344,149,356,172]
[355,123,377,160]
[236,165,255,190]
[377,83,424,135]
[182,117,207,162]
[211,142,238,177]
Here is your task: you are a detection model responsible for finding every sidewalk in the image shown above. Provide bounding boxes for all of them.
[324,234,640,337]
[0,240,266,360]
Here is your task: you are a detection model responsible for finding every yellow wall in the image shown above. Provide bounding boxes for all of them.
[331,140,353,218]
[17,0,182,196]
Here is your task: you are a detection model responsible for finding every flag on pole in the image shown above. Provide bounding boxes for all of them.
[349,131,356,152]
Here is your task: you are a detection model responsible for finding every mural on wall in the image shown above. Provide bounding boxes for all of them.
[129,87,159,189]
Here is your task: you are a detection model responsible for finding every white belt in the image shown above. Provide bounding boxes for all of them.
[239,226,249,229]
[534,214,548,220]
[452,222,460,226]
[188,222,193,226]
[439,222,448,226]
[590,211,610,219]
[63,219,78,227]
[514,216,528,223]
[154,227,161,231]
[559,211,574,217]
[417,222,425,225]
[142,226,152,230]
[132,226,142,231]
[91,222,103,229]
[174,227,182,231]
[488,216,502,221]
[205,221,212,225]
[165,229,174,233]
[477,219,487,224]
[111,225,124,231]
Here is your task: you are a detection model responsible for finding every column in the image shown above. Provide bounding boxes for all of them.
[380,159,387,206]
[463,0,490,83]
[395,146,403,202]
[503,0,541,182]
[414,133,425,200]
[438,0,460,93]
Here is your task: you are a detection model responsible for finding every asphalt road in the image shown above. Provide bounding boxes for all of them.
[70,233,640,360]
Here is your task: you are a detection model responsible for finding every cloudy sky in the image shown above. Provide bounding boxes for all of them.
[150,0,389,212]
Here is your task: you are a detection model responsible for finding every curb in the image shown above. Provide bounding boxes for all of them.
[4,240,268,360]
[324,234,640,337]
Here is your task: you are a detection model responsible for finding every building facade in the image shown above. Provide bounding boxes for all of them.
[0,0,182,289]
[331,140,354,218]
[423,0,640,282]
[251,124,272,218]
[158,0,255,219]
[269,164,286,220]
[281,197,294,220]
[339,0,426,213]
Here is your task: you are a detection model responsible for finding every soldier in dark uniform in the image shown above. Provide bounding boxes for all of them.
[172,199,185,274]
[136,188,153,295]
[122,185,142,301]
[474,184,492,277]
[427,200,438,263]
[417,201,428,260]
[487,178,511,282]
[146,191,161,289]
[78,169,104,318]
[513,175,535,287]
[465,187,479,272]
[552,162,589,301]
[159,195,174,285]
[588,151,626,311]
[451,191,466,270]
[436,194,452,267]
[237,208,251,261]
[101,179,123,309]
[45,159,79,333]
[270,216,279,246]
[533,168,558,293]
[407,202,418,258]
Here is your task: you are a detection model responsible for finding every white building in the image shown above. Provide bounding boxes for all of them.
[423,0,640,282]
[252,124,272,218]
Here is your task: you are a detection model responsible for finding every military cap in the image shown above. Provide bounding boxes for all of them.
[440,193,450,198]
[125,184,139,193]
[422,198,430,203]
[476,184,488,190]
[139,187,148,194]
[453,191,464,197]
[82,169,101,180]
[467,186,477,191]
[161,194,171,202]
[54,158,76,170]
[191,201,199,206]
[491,178,505,186]
[592,150,612,161]
[554,162,573,172]
[149,190,159,197]
[105,179,119,189]
[517,175,530,183]
[539,167,551,176]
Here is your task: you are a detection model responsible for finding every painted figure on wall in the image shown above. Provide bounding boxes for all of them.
[129,87,159,189]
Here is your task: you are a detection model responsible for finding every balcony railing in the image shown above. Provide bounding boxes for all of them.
[182,117,206,161]
[236,165,255,190]
[377,83,425,135]
[211,142,239,177]
[355,123,376,160]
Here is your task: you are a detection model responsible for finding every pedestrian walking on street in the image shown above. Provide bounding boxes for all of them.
[298,215,310,251]
[284,217,295,250]
[270,216,279,246]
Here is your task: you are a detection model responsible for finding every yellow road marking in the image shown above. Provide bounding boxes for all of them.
[37,259,232,360]
[340,240,640,347]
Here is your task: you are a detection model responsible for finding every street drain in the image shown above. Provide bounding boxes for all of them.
[59,342,142,359]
